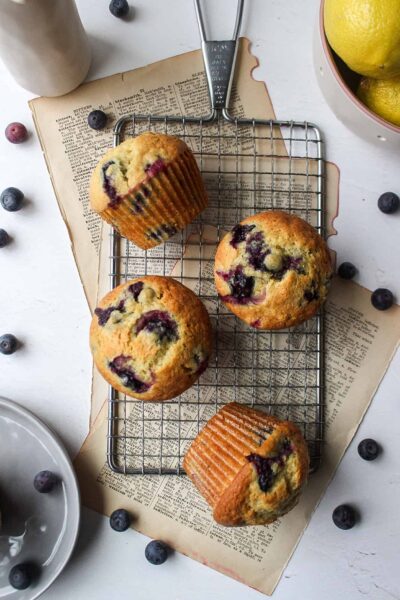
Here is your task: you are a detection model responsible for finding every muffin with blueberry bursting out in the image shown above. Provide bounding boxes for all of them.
[90,276,213,401]
[214,210,333,330]
[184,402,309,526]
[89,132,208,249]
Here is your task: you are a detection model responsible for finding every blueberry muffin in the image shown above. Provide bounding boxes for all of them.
[183,402,309,526]
[214,211,332,330]
[90,276,213,401]
[90,132,208,249]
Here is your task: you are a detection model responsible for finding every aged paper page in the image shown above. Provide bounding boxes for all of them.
[75,277,400,595]
[29,38,271,311]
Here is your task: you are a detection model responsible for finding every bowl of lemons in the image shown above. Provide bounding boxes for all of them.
[314,0,400,146]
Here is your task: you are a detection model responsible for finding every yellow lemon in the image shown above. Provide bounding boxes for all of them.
[324,0,400,79]
[357,75,400,126]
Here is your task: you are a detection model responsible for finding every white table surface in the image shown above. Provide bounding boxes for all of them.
[0,1,399,598]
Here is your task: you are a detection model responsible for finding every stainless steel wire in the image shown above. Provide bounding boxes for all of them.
[106,113,325,475]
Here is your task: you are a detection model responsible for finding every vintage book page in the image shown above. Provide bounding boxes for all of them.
[75,275,400,595]
[29,38,273,312]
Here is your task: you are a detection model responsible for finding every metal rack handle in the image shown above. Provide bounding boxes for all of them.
[194,0,244,112]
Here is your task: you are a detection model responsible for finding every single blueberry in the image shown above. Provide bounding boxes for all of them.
[110,508,132,532]
[145,540,169,565]
[9,563,37,590]
[247,442,293,492]
[5,122,28,144]
[0,228,10,248]
[109,0,130,17]
[135,310,178,343]
[358,438,380,461]
[332,504,357,530]
[0,334,18,355]
[95,300,125,326]
[230,223,255,248]
[34,470,58,493]
[88,110,107,130]
[247,453,274,492]
[102,161,121,207]
[109,355,151,393]
[338,262,357,280]
[128,281,144,301]
[246,231,269,271]
[222,266,255,303]
[144,158,166,178]
[371,288,394,311]
[1,187,24,212]
[378,192,399,214]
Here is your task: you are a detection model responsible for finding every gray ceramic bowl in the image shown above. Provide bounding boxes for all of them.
[314,0,400,147]
[0,398,80,599]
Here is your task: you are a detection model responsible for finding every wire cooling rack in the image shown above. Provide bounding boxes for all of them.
[106,0,325,476]
[107,115,325,475]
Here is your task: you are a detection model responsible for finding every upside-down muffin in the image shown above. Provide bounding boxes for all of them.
[90,276,213,401]
[183,402,309,526]
[90,132,208,249]
[214,210,332,329]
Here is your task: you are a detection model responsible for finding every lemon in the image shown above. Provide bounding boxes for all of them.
[357,75,400,125]
[324,0,400,79]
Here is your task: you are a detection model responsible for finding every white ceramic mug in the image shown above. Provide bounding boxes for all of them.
[0,0,91,97]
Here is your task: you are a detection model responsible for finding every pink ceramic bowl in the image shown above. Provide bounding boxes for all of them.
[313,0,400,147]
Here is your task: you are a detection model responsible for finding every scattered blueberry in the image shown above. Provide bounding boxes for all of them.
[1,187,24,212]
[88,110,107,130]
[332,504,357,530]
[5,122,28,144]
[338,262,357,280]
[0,334,18,355]
[110,508,131,532]
[8,563,37,590]
[34,470,58,493]
[0,228,10,247]
[145,540,169,565]
[378,192,399,214]
[109,0,130,18]
[371,288,394,311]
[358,438,380,461]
